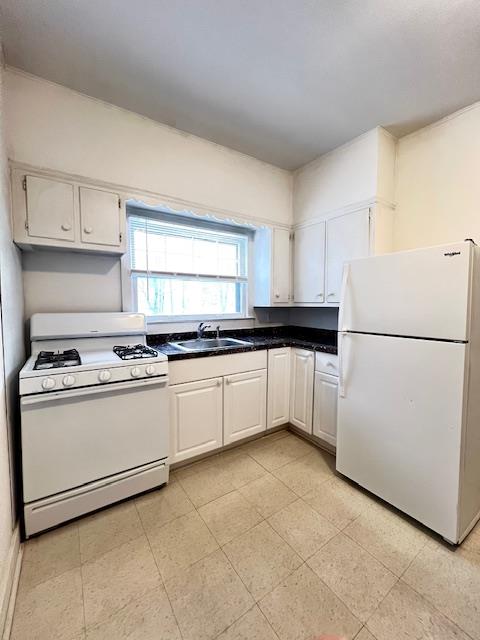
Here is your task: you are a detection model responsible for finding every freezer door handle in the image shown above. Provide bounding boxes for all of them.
[338,263,351,332]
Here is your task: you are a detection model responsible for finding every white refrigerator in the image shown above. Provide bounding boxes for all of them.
[336,240,480,544]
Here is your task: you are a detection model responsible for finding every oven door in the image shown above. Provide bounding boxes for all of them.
[21,376,169,503]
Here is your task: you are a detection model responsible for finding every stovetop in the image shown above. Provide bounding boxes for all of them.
[113,344,158,360]
[34,349,82,370]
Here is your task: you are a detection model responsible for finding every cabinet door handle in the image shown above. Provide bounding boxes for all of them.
[216,379,222,386]
[61,223,72,231]
[316,293,323,297]
[274,293,280,298]
[327,292,335,297]
[225,378,231,385]
[84,226,93,234]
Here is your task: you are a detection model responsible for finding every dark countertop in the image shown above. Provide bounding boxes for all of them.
[148,325,337,361]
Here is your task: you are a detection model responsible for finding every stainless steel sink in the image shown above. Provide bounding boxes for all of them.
[169,337,252,352]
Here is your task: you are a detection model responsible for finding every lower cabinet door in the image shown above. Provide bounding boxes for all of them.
[169,377,223,464]
[224,369,267,445]
[313,371,338,446]
[290,349,314,433]
[267,348,291,429]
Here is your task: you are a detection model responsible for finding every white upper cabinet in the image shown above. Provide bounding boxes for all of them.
[325,209,370,303]
[254,226,292,306]
[291,127,396,307]
[12,167,126,255]
[293,221,326,304]
[79,187,121,247]
[25,175,75,242]
[272,228,292,304]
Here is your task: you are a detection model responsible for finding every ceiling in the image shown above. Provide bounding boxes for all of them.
[1,1,480,170]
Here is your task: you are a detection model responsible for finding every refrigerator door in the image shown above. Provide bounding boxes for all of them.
[336,331,466,542]
[340,241,472,341]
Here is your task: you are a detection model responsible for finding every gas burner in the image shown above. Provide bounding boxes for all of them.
[113,344,158,360]
[34,349,82,370]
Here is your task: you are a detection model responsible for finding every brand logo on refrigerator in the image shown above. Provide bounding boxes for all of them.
[444,251,461,257]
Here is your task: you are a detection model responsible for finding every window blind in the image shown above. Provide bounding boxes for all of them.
[127,212,249,319]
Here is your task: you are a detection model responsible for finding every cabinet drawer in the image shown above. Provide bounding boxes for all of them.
[315,352,339,376]
[168,350,268,385]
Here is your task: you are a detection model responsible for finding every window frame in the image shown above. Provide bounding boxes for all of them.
[124,209,251,323]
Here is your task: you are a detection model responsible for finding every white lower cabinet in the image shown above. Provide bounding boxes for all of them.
[267,348,291,429]
[313,371,338,447]
[169,346,338,464]
[224,369,267,444]
[169,377,223,464]
[290,348,314,434]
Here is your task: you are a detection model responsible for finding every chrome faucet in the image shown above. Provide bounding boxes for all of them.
[197,322,211,339]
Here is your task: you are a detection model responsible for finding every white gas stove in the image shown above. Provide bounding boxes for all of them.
[19,312,170,537]
[20,313,168,396]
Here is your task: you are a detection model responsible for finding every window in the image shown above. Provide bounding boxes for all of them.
[128,212,249,320]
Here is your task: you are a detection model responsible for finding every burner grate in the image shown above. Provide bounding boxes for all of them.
[113,344,158,360]
[34,349,82,370]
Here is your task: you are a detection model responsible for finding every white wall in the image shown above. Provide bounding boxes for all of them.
[5,68,293,325]
[0,61,24,630]
[22,251,121,320]
[288,307,338,331]
[5,69,292,226]
[293,127,396,224]
[394,101,480,250]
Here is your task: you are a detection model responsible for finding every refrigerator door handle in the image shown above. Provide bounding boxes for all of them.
[338,331,348,398]
[338,263,351,332]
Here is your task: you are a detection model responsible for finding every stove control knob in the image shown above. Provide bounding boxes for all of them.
[41,377,55,390]
[130,366,142,378]
[63,375,75,388]
[145,364,156,376]
[98,370,111,383]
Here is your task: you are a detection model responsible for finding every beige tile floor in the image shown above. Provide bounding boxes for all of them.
[10,429,480,640]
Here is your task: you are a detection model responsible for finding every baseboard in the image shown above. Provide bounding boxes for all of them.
[0,526,22,640]
[287,424,336,455]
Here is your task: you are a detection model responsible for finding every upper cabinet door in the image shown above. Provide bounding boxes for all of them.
[25,175,75,242]
[80,187,121,247]
[293,221,326,303]
[326,209,370,303]
[272,228,292,304]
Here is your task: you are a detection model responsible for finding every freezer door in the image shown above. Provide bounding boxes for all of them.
[340,241,472,341]
[336,332,466,542]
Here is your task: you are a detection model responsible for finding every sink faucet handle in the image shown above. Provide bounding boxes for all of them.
[197,322,211,338]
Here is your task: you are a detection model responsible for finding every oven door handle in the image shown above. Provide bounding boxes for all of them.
[21,376,168,406]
